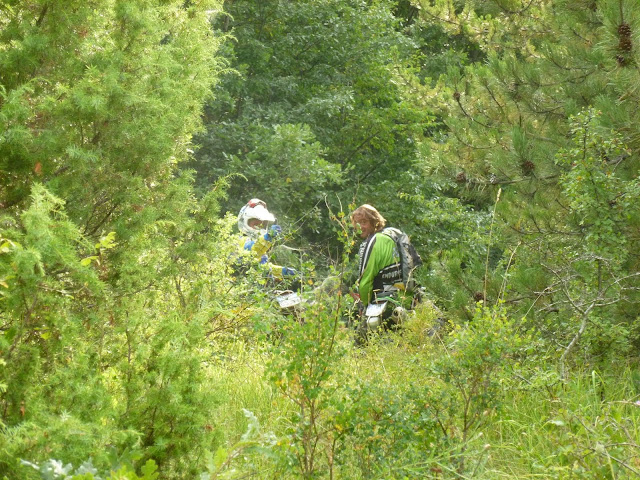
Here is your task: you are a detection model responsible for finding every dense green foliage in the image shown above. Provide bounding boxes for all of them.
[1,0,640,479]
[414,0,640,362]
[188,0,433,249]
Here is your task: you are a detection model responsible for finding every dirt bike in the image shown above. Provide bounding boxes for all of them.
[272,288,318,322]
[355,286,431,344]
[363,290,409,331]
[273,289,304,313]
[272,275,344,322]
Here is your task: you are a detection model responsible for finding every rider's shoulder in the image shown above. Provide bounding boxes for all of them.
[376,230,397,241]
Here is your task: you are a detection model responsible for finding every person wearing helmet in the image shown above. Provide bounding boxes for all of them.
[236,198,296,281]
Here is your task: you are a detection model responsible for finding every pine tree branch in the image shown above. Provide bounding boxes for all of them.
[35,4,49,27]
[494,0,538,15]
[455,96,491,128]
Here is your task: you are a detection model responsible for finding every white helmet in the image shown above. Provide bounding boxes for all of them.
[237,198,275,237]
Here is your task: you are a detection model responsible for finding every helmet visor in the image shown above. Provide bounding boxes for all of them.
[249,204,275,223]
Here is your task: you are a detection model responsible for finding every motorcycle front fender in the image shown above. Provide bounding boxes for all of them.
[365,301,387,317]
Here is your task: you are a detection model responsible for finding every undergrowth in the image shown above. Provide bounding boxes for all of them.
[5,302,640,479]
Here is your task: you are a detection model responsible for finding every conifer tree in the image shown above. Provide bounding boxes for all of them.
[0,2,230,475]
[415,0,640,348]
[0,0,221,238]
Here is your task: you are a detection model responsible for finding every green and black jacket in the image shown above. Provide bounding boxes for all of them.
[356,231,402,305]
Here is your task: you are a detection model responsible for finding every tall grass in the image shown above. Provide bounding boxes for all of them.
[486,366,640,479]
[204,310,640,479]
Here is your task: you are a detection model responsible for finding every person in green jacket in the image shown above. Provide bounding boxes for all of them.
[351,204,403,305]
[351,204,404,343]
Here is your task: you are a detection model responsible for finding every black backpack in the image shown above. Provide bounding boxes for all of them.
[381,227,423,291]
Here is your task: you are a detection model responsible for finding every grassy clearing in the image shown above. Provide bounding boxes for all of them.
[201,307,640,479]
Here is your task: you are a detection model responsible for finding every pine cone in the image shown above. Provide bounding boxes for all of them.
[619,37,633,52]
[453,91,461,101]
[455,171,467,183]
[521,160,535,174]
[618,22,632,37]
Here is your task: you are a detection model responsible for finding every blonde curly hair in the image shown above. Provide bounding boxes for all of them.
[351,204,386,231]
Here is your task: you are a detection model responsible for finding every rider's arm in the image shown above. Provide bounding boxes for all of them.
[242,235,273,258]
[240,235,295,280]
